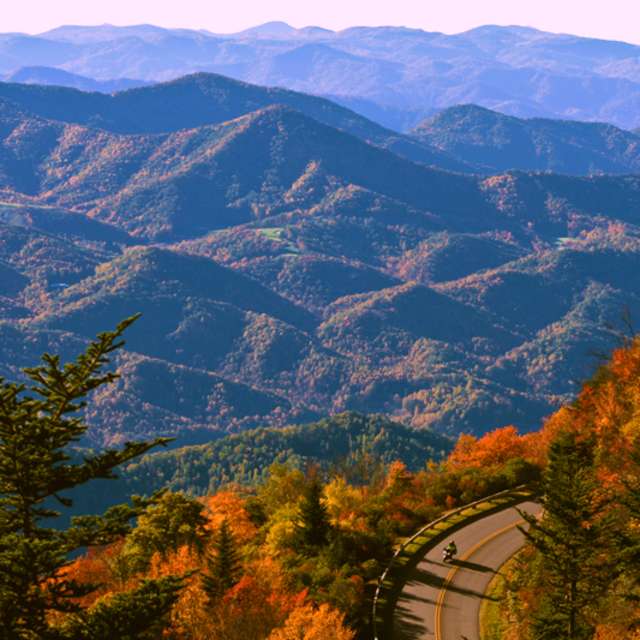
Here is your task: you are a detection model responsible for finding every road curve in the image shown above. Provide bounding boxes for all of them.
[392,500,541,640]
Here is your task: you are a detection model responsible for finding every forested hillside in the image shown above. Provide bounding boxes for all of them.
[412,104,640,175]
[1,76,640,445]
[0,74,465,170]
[118,412,453,496]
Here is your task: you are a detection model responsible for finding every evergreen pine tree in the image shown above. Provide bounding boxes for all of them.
[619,436,640,587]
[0,316,183,639]
[202,518,240,602]
[296,478,330,549]
[519,430,622,640]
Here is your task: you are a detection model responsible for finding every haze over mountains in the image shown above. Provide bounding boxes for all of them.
[5,66,148,93]
[3,22,640,130]
[1,72,640,448]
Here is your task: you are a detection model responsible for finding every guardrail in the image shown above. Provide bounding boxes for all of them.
[371,486,534,640]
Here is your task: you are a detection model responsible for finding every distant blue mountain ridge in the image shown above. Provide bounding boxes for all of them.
[4,66,148,93]
[2,22,640,130]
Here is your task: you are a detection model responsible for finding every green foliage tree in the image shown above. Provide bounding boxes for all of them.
[0,316,183,639]
[296,478,331,549]
[202,518,241,602]
[519,431,622,640]
[125,491,209,568]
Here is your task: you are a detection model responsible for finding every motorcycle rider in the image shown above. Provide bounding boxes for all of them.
[444,540,457,561]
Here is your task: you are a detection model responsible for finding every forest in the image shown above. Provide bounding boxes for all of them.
[3,73,640,448]
[4,316,640,638]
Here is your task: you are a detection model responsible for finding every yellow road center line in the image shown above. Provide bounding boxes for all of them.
[434,518,525,640]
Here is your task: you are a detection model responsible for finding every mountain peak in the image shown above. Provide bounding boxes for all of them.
[462,24,543,35]
[237,21,297,38]
[412,104,512,135]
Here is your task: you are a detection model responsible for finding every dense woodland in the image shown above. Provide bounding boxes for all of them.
[115,412,452,496]
[2,75,640,448]
[5,318,640,638]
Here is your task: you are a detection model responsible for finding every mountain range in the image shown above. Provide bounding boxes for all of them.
[1,73,640,448]
[2,23,640,131]
[1,73,639,178]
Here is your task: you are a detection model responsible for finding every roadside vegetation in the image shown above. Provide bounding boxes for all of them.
[479,567,510,640]
[490,335,640,639]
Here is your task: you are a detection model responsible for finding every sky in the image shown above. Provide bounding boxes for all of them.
[4,0,640,45]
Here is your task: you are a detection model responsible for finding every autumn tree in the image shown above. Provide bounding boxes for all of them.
[447,425,543,470]
[258,464,307,516]
[204,491,258,545]
[519,431,622,640]
[0,316,183,638]
[202,518,241,601]
[268,603,355,640]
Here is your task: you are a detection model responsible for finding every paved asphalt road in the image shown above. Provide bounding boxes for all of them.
[392,501,541,640]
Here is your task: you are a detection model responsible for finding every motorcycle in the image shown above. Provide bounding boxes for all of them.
[443,545,457,563]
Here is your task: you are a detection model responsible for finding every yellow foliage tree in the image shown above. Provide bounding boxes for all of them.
[268,603,355,640]
[323,476,364,528]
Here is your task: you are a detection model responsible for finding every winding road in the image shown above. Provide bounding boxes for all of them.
[392,500,541,640]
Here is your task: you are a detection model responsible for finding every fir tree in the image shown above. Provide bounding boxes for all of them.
[0,316,183,639]
[619,436,640,587]
[202,518,240,602]
[519,430,622,640]
[296,478,331,548]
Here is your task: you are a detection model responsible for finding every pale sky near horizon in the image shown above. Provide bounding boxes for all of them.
[3,0,640,45]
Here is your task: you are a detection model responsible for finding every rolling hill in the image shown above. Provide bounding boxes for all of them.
[412,104,640,175]
[4,66,147,93]
[0,73,467,171]
[1,77,640,445]
[67,412,454,515]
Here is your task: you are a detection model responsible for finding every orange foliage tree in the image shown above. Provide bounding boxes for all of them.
[203,491,258,545]
[447,425,544,470]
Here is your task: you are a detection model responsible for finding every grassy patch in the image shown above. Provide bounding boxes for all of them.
[256,227,300,254]
[257,227,284,241]
[479,568,507,640]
